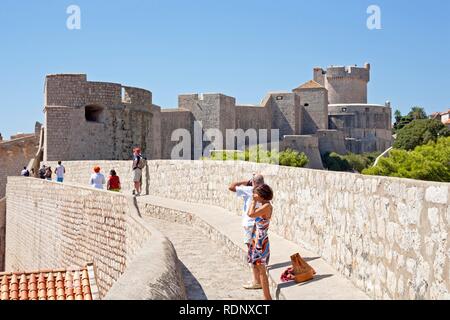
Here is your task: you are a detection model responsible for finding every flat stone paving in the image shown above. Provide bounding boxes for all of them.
[146,217,262,300]
[139,195,370,300]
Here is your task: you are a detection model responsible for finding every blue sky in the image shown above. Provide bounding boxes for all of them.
[0,0,449,138]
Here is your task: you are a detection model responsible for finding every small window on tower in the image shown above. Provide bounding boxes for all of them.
[85,105,104,123]
[276,96,284,101]
[304,103,310,107]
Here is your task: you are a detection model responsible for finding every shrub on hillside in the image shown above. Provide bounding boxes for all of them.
[322,152,380,173]
[278,149,309,168]
[206,146,309,168]
[394,119,450,151]
[363,137,450,182]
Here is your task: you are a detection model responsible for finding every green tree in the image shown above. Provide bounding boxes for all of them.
[278,149,309,168]
[394,110,402,123]
[363,137,450,182]
[322,152,380,173]
[408,106,428,120]
[394,119,450,150]
[206,146,309,168]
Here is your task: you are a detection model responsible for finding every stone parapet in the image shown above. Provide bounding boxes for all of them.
[42,160,450,300]
[4,177,185,300]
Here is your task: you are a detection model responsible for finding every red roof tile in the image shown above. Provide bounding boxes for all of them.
[0,265,98,301]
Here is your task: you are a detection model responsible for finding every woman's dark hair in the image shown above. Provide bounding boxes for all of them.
[110,169,117,176]
[254,184,273,201]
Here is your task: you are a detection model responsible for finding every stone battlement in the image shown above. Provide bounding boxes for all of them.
[45,74,152,108]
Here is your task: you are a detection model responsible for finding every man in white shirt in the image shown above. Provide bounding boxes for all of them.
[90,166,106,189]
[54,161,66,183]
[229,173,265,290]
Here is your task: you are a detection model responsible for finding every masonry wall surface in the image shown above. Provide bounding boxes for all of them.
[0,197,5,272]
[160,110,193,159]
[4,177,186,299]
[294,89,329,134]
[0,135,39,198]
[45,160,450,300]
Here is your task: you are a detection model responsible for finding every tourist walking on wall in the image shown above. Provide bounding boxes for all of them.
[21,166,30,177]
[132,147,146,196]
[247,184,273,300]
[107,169,121,192]
[54,161,66,183]
[90,166,106,189]
[45,166,53,181]
[39,165,46,179]
[229,173,265,290]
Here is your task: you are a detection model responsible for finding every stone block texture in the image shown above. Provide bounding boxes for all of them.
[4,177,153,298]
[0,135,39,198]
[45,160,450,300]
[0,197,5,271]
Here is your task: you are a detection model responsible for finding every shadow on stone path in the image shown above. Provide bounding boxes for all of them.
[146,217,262,300]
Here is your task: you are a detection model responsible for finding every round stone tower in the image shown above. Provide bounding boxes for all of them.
[314,63,370,104]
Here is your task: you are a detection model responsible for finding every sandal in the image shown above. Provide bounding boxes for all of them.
[242,282,262,290]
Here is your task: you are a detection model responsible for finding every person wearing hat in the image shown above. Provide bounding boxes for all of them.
[90,166,106,189]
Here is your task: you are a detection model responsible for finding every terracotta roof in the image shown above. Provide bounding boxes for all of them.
[0,264,99,301]
[294,80,324,90]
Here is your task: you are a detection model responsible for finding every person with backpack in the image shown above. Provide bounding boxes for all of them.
[132,147,146,196]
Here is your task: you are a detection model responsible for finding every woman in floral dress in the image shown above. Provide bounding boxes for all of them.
[247,184,273,300]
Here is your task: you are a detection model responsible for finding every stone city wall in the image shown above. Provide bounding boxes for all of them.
[0,197,5,272]
[0,134,39,198]
[5,177,185,299]
[235,105,270,133]
[46,160,450,300]
[161,110,193,159]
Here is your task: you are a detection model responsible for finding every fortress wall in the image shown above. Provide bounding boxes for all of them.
[161,110,193,160]
[151,106,163,160]
[0,135,39,198]
[295,89,328,134]
[328,105,393,153]
[45,106,155,161]
[42,160,449,300]
[46,75,123,108]
[268,93,301,137]
[281,136,324,169]
[316,130,348,155]
[122,86,152,106]
[326,78,368,105]
[4,177,185,299]
[235,106,270,133]
[44,106,74,161]
[0,197,5,271]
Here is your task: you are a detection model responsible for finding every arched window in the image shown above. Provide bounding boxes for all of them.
[85,105,104,123]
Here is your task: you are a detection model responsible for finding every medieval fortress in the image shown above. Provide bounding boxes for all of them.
[41,63,392,168]
[1,64,448,301]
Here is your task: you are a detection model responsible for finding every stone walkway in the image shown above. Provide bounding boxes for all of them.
[138,195,370,300]
[146,217,262,300]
